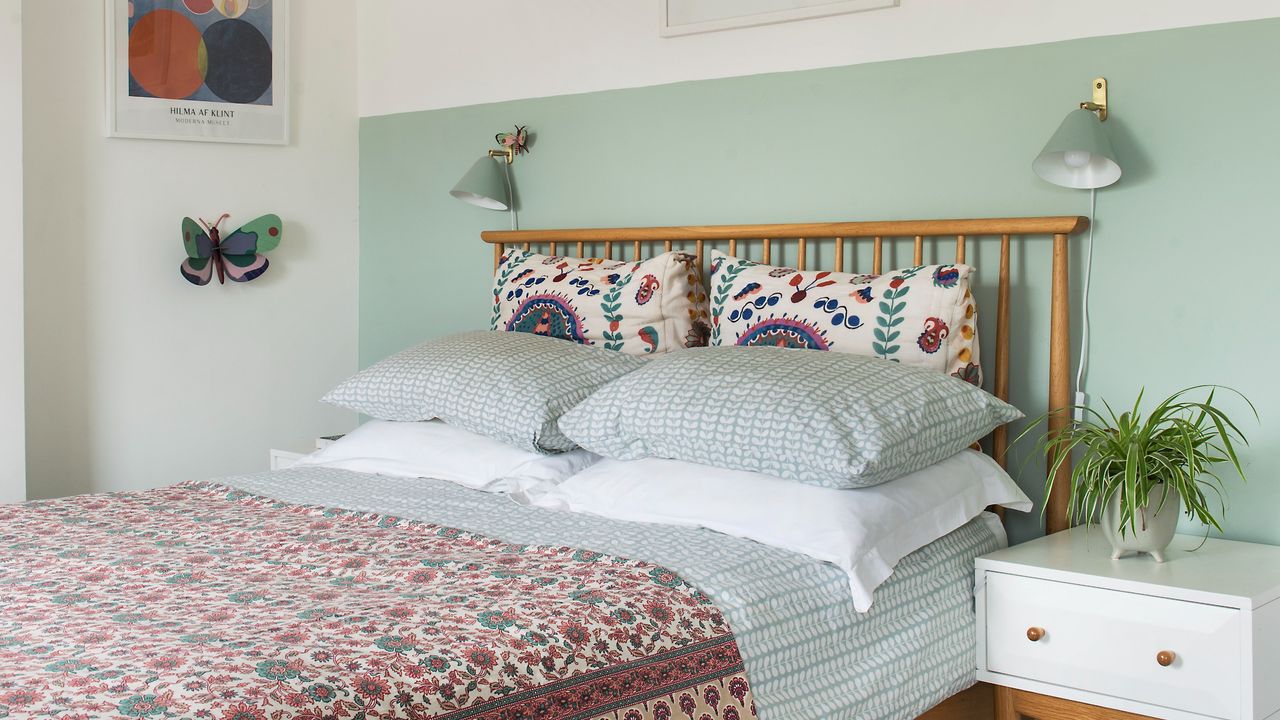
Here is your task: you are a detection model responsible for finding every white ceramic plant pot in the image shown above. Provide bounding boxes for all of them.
[1101,489,1182,563]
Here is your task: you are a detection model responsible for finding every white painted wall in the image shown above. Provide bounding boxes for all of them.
[0,0,24,504]
[23,0,358,498]
[358,0,1280,116]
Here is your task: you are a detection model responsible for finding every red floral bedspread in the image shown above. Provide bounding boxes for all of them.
[0,483,754,720]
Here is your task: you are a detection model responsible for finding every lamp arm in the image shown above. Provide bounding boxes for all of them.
[1080,101,1106,115]
[488,148,515,164]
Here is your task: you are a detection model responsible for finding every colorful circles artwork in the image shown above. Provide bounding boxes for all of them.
[128,0,273,105]
[128,10,207,100]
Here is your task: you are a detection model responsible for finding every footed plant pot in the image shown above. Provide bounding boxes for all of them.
[1101,490,1181,562]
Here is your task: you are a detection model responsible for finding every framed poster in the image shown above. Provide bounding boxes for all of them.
[661,0,896,37]
[106,0,288,144]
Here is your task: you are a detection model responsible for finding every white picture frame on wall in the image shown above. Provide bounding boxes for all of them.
[661,0,897,37]
[105,0,289,144]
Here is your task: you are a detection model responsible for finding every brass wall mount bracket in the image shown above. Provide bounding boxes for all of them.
[1079,76,1108,121]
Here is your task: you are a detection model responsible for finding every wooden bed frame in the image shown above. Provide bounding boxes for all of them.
[483,216,1090,720]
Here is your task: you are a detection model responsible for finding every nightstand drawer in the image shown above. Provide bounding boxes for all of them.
[985,572,1242,719]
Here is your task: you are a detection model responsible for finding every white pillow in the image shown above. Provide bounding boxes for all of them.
[293,420,600,491]
[514,450,1030,612]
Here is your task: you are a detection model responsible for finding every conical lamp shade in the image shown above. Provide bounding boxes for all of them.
[450,156,510,210]
[1033,108,1122,189]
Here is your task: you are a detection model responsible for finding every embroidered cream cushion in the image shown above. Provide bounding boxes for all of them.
[708,250,982,385]
[491,250,710,355]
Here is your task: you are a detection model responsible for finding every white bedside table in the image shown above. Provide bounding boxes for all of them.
[268,448,307,470]
[268,435,346,470]
[976,528,1280,720]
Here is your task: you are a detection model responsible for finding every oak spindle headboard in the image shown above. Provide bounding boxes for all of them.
[482,217,1088,534]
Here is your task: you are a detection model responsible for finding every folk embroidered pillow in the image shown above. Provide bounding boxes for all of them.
[558,345,1023,489]
[322,331,646,453]
[708,250,983,385]
[491,250,710,355]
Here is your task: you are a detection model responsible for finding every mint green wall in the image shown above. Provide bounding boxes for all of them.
[360,19,1280,545]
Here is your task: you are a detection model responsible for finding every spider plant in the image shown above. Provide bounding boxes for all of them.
[1016,386,1255,536]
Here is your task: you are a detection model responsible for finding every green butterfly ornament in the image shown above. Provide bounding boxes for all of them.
[180,213,282,286]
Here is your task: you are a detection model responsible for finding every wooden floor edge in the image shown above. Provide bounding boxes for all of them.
[917,682,995,720]
[995,686,1156,720]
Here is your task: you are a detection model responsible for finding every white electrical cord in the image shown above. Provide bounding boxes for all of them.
[1073,188,1096,419]
[502,162,518,231]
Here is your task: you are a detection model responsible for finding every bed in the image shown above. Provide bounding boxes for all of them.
[0,217,1086,720]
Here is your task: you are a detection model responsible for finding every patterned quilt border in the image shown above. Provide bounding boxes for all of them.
[0,481,757,720]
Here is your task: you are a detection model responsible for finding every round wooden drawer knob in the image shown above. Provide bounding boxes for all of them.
[1026,627,1045,642]
[1157,650,1176,667]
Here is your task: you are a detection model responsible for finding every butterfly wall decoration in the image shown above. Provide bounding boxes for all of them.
[495,125,530,157]
[180,213,282,286]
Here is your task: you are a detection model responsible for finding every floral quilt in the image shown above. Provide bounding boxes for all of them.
[0,483,754,720]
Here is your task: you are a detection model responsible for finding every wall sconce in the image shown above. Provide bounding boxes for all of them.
[1033,78,1121,189]
[450,126,530,229]
[1032,77,1123,423]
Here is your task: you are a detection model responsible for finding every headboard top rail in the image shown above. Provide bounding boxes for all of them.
[482,216,1088,244]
